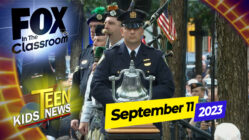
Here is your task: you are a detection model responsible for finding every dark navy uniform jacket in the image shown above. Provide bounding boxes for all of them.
[91,42,175,105]
[78,45,94,95]
[71,44,94,119]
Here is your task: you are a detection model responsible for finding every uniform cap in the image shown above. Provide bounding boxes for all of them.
[106,2,125,19]
[190,82,204,90]
[117,9,147,29]
[87,7,106,25]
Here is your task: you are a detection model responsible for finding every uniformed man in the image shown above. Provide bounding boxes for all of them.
[104,2,125,47]
[91,9,175,137]
[70,6,106,133]
[78,25,106,139]
[190,82,207,102]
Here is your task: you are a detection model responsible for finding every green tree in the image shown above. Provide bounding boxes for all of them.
[188,1,213,76]
[84,0,107,14]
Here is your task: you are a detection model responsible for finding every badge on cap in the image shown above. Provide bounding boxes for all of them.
[110,10,117,16]
[96,14,103,20]
[130,11,136,18]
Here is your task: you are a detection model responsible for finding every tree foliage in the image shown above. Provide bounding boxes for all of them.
[188,1,214,33]
[83,0,107,14]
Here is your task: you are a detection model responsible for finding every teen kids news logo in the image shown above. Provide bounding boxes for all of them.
[13,88,71,128]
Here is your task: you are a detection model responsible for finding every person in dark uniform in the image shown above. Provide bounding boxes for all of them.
[90,9,175,137]
[70,6,106,134]
[104,2,125,47]
[78,25,107,139]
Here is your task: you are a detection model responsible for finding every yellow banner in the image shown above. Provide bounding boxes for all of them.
[105,96,199,129]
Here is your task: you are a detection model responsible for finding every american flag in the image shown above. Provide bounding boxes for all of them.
[157,8,177,43]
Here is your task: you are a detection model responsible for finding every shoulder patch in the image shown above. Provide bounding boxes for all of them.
[81,59,88,65]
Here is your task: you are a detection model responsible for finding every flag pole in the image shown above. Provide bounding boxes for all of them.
[143,0,170,29]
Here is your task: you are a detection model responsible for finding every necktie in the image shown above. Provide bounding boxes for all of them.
[130,50,136,60]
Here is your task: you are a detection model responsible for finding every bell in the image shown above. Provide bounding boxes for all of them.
[109,60,155,102]
[116,65,148,102]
